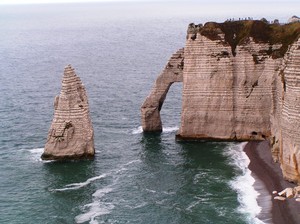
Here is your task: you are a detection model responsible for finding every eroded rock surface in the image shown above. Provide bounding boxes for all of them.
[141,48,184,132]
[142,20,300,184]
[178,22,282,140]
[42,65,94,160]
[177,20,300,183]
[272,38,300,183]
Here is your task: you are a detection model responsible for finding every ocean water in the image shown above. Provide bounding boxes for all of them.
[1,2,295,223]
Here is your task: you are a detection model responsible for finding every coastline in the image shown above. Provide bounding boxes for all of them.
[244,141,300,224]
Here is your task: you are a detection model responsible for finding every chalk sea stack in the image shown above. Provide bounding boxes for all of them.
[42,65,95,160]
[142,19,300,184]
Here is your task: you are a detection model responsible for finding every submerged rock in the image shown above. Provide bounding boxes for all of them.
[42,65,95,160]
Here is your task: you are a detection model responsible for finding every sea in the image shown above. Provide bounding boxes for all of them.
[0,1,297,224]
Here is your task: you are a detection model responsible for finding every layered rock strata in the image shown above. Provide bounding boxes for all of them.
[141,48,184,132]
[272,38,300,183]
[42,65,94,160]
[142,20,300,183]
[178,22,281,140]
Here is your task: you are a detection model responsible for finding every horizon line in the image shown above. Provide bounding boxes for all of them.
[1,0,299,6]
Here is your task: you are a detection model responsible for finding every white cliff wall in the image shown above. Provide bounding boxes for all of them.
[142,21,300,183]
[273,39,300,183]
[178,33,281,140]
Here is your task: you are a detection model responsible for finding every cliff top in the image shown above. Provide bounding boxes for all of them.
[188,19,300,57]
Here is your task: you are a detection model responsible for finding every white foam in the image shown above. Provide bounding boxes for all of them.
[28,148,44,154]
[186,200,200,212]
[23,147,51,162]
[92,187,114,198]
[145,188,156,193]
[68,159,142,222]
[54,159,140,192]
[132,202,147,209]
[75,201,114,224]
[224,142,265,224]
[163,126,179,133]
[54,174,108,191]
[123,159,141,166]
[131,126,178,134]
[131,126,143,134]
[75,186,115,224]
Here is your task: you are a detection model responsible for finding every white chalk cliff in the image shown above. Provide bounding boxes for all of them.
[142,20,300,184]
[141,48,184,132]
[42,65,94,160]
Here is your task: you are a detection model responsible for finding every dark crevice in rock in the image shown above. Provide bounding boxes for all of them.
[246,80,259,98]
[211,51,230,61]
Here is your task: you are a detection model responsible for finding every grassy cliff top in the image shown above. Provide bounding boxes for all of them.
[188,20,300,58]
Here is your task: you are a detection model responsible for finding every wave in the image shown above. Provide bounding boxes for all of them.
[123,159,141,166]
[21,147,51,162]
[131,126,179,134]
[75,186,115,224]
[131,126,143,134]
[224,142,265,224]
[28,148,44,154]
[163,126,179,133]
[54,174,108,192]
[54,159,140,192]
[72,159,142,223]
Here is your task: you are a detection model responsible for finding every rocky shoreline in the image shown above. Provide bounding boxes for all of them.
[244,141,300,224]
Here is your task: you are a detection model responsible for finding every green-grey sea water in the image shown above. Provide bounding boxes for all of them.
[1,2,296,223]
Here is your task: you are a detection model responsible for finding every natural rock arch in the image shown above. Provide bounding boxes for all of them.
[141,48,184,132]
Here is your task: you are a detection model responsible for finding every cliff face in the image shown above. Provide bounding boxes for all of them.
[272,38,300,183]
[178,22,283,140]
[142,20,300,183]
[42,65,94,160]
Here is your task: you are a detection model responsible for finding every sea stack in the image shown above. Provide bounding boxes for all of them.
[42,65,95,160]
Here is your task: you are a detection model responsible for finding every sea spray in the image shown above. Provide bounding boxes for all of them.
[131,126,178,135]
[22,148,52,162]
[53,159,141,192]
[75,187,115,224]
[163,126,179,133]
[54,174,108,191]
[224,142,265,224]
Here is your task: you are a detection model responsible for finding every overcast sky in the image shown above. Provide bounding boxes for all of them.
[1,0,299,5]
[0,0,299,22]
[1,0,158,4]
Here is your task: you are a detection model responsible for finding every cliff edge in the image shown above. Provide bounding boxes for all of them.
[142,19,300,184]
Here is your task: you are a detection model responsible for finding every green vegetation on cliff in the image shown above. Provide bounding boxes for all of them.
[188,20,300,58]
